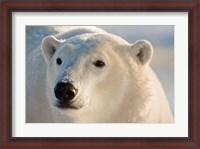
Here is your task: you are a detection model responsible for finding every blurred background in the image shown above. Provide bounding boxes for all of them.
[26,26,174,115]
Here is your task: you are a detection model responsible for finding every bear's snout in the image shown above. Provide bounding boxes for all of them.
[54,82,78,102]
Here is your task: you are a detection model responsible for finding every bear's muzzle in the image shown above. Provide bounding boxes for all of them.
[54,82,78,104]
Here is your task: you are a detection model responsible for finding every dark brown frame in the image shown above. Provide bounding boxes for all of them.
[0,0,199,148]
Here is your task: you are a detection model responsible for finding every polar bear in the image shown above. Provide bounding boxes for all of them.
[26,26,173,123]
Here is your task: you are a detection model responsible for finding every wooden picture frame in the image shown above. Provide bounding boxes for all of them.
[0,0,199,148]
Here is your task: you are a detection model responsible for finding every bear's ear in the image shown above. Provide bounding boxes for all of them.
[130,40,153,65]
[41,36,62,63]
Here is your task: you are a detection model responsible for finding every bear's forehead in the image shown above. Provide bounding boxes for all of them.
[58,38,98,54]
[56,33,129,57]
[60,33,128,49]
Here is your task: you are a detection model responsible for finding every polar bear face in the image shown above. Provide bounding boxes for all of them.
[42,33,153,122]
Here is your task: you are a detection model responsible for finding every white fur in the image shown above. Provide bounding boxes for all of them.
[26,27,173,123]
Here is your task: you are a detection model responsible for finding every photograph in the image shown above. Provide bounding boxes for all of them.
[26,26,174,123]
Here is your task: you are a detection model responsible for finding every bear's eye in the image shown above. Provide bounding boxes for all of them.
[56,58,62,65]
[93,60,105,68]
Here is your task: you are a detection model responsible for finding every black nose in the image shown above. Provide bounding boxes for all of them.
[54,82,78,102]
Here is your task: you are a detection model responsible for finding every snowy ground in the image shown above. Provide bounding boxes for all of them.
[26,26,174,114]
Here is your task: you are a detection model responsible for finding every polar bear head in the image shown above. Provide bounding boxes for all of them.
[41,33,153,122]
